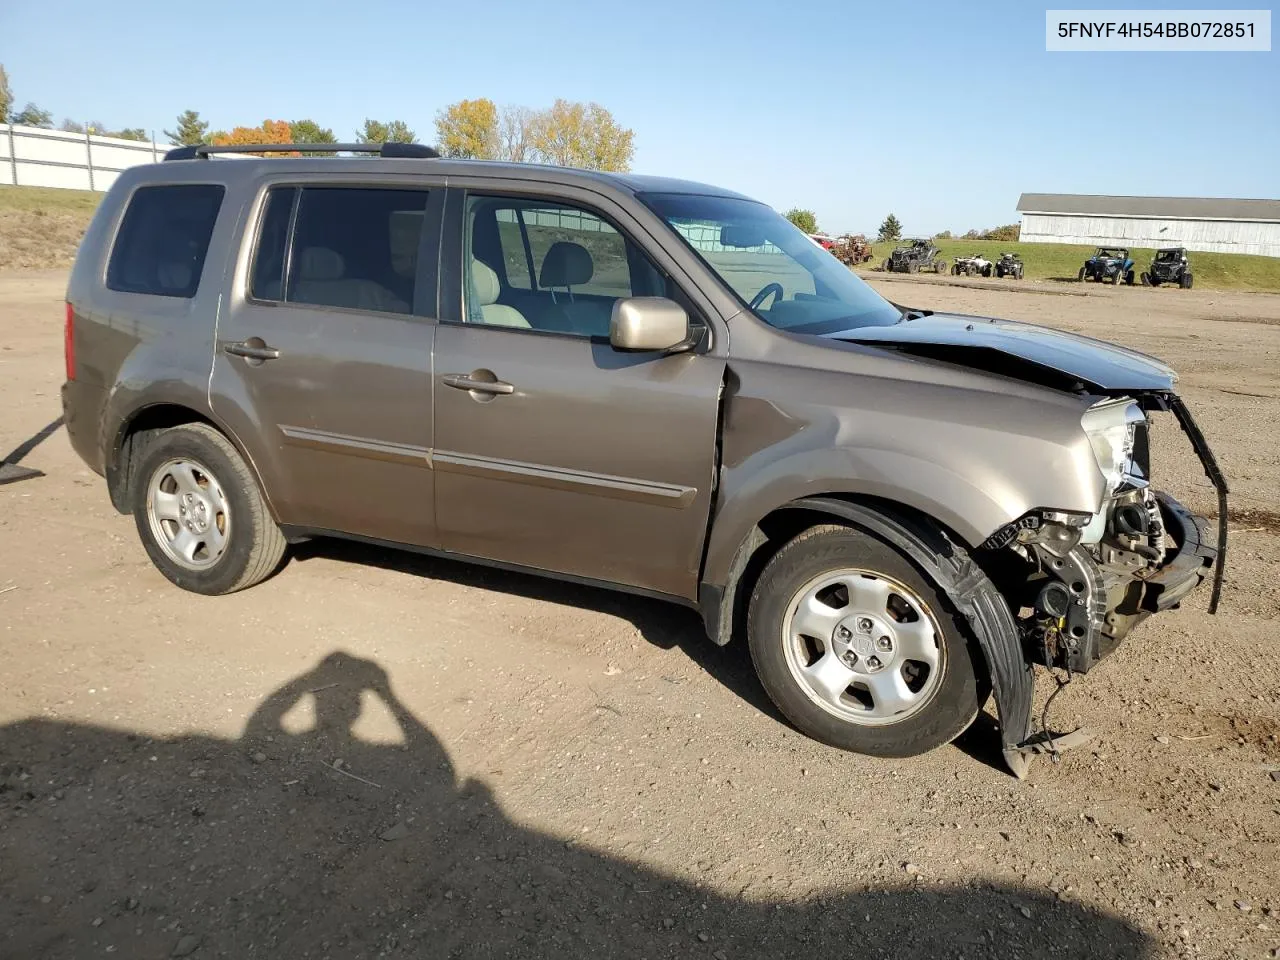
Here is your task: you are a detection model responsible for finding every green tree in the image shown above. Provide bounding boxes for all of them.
[0,65,14,123]
[877,214,902,242]
[289,119,337,156]
[289,119,336,144]
[784,208,819,234]
[529,100,634,172]
[435,98,498,159]
[11,103,53,128]
[111,128,148,141]
[355,119,416,144]
[164,110,208,146]
[934,229,953,240]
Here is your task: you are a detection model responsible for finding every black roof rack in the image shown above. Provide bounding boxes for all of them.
[163,142,439,162]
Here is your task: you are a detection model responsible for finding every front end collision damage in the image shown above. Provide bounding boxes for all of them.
[697,346,1225,778]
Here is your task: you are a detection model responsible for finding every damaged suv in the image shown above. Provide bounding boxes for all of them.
[62,144,1226,778]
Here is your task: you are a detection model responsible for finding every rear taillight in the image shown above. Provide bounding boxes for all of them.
[64,301,76,381]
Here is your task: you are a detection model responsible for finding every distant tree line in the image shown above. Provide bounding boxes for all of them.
[935,225,1021,242]
[166,100,635,173]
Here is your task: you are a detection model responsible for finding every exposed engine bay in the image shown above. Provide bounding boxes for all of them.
[980,393,1226,676]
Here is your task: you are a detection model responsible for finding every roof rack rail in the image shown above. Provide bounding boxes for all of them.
[163,142,440,162]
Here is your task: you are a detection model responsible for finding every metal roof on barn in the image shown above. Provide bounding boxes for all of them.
[1016,193,1280,222]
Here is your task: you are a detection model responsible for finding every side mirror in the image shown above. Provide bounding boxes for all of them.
[610,297,690,352]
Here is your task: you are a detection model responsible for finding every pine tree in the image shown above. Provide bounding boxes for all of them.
[164,110,209,146]
[877,214,903,242]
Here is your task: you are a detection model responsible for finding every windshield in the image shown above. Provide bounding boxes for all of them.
[1098,248,1126,258]
[639,192,901,334]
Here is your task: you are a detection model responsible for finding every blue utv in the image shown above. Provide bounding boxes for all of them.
[1078,247,1135,285]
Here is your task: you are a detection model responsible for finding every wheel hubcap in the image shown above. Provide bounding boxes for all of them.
[146,458,231,570]
[781,569,945,726]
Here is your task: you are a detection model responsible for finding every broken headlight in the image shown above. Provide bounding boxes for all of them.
[1082,399,1145,495]
[1080,398,1147,543]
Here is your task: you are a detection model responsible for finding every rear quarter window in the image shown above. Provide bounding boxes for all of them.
[107,184,225,298]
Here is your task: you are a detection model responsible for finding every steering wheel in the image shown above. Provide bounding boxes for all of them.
[748,282,784,311]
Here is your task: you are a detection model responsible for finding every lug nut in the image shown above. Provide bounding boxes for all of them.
[836,626,852,640]
[841,650,858,667]
[867,656,882,670]
[857,617,873,633]
[876,636,893,652]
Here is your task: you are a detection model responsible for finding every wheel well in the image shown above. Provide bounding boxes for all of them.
[106,404,218,514]
[707,494,971,648]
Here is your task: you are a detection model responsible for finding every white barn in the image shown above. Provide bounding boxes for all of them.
[1016,193,1280,258]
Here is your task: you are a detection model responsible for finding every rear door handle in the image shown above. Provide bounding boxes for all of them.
[224,340,281,362]
[442,374,515,395]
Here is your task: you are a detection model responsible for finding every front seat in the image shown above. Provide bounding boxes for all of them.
[469,260,530,328]
[538,241,607,335]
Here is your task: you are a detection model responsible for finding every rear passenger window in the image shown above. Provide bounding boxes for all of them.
[107,184,224,298]
[281,187,429,316]
[250,188,295,302]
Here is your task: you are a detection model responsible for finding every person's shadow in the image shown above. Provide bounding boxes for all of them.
[0,651,1155,959]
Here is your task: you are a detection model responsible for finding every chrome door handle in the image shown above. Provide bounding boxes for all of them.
[225,341,280,361]
[442,374,514,395]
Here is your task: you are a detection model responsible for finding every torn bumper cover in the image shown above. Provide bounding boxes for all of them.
[1145,493,1217,613]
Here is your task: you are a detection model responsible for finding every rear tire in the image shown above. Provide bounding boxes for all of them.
[131,423,287,596]
[1125,270,1135,286]
[747,524,984,758]
[1181,273,1193,289]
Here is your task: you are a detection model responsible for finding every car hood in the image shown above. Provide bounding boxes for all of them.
[827,312,1177,393]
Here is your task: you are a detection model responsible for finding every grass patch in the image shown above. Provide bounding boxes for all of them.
[0,185,102,215]
[0,185,104,270]
[855,237,1280,292]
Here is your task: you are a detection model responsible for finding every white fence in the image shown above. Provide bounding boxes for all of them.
[1,123,166,192]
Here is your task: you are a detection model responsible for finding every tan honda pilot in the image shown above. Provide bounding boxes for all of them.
[61,142,1226,777]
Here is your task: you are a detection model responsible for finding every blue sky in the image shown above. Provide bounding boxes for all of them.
[3,0,1276,233]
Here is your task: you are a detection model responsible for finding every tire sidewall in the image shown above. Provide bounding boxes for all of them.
[748,526,983,758]
[132,428,264,595]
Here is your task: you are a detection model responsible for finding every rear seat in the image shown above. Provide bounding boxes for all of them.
[292,247,409,314]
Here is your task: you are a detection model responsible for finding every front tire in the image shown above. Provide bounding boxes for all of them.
[132,423,287,595]
[1078,267,1087,282]
[747,524,983,758]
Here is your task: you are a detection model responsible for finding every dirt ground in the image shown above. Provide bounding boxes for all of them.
[1,270,1278,960]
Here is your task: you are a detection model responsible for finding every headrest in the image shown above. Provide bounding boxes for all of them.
[471,260,500,306]
[297,247,345,282]
[539,241,593,288]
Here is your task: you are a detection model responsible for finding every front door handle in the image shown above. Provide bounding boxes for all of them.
[442,373,515,395]
[224,339,281,362]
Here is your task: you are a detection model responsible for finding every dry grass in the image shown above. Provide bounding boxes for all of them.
[0,186,101,270]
